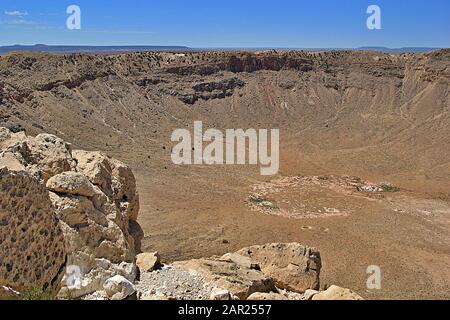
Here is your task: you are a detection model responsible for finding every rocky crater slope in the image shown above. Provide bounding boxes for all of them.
[0,49,448,195]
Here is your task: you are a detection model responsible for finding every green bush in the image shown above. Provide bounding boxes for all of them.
[20,287,54,300]
[380,183,400,192]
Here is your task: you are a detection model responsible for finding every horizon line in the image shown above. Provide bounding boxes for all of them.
[0,44,446,51]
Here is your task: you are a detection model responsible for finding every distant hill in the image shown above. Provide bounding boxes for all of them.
[357,46,441,53]
[0,44,191,54]
[0,44,444,54]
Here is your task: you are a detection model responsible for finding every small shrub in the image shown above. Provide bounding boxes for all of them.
[380,183,400,192]
[248,194,266,204]
[21,287,54,300]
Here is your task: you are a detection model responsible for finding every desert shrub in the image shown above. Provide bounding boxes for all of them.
[380,183,400,192]
[20,287,54,300]
[248,194,266,204]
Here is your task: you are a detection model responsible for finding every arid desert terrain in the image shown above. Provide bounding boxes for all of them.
[1,49,449,299]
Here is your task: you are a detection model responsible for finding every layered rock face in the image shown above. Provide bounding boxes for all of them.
[0,127,142,297]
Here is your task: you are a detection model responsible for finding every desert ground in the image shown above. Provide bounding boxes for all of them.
[1,49,449,299]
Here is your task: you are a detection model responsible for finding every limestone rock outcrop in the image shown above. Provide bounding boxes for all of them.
[0,168,67,295]
[170,243,320,299]
[236,243,321,292]
[138,243,360,301]
[172,256,276,300]
[0,127,142,298]
[55,151,142,298]
[136,252,160,272]
[72,150,140,223]
[103,275,136,300]
[209,287,232,300]
[311,285,363,300]
[46,172,96,197]
[247,292,288,300]
[0,128,75,182]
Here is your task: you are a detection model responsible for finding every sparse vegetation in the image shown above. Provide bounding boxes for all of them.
[248,194,267,204]
[380,183,400,192]
[20,287,54,300]
[1,286,55,300]
[248,194,278,210]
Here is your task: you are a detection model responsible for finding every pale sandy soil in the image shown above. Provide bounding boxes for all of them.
[135,161,450,300]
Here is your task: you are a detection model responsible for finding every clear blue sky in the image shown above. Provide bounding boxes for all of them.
[0,0,449,47]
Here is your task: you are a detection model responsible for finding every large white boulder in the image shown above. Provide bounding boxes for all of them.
[46,172,96,197]
[103,275,136,300]
[312,285,363,300]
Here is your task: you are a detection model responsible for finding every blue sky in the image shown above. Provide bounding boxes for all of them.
[0,0,449,47]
